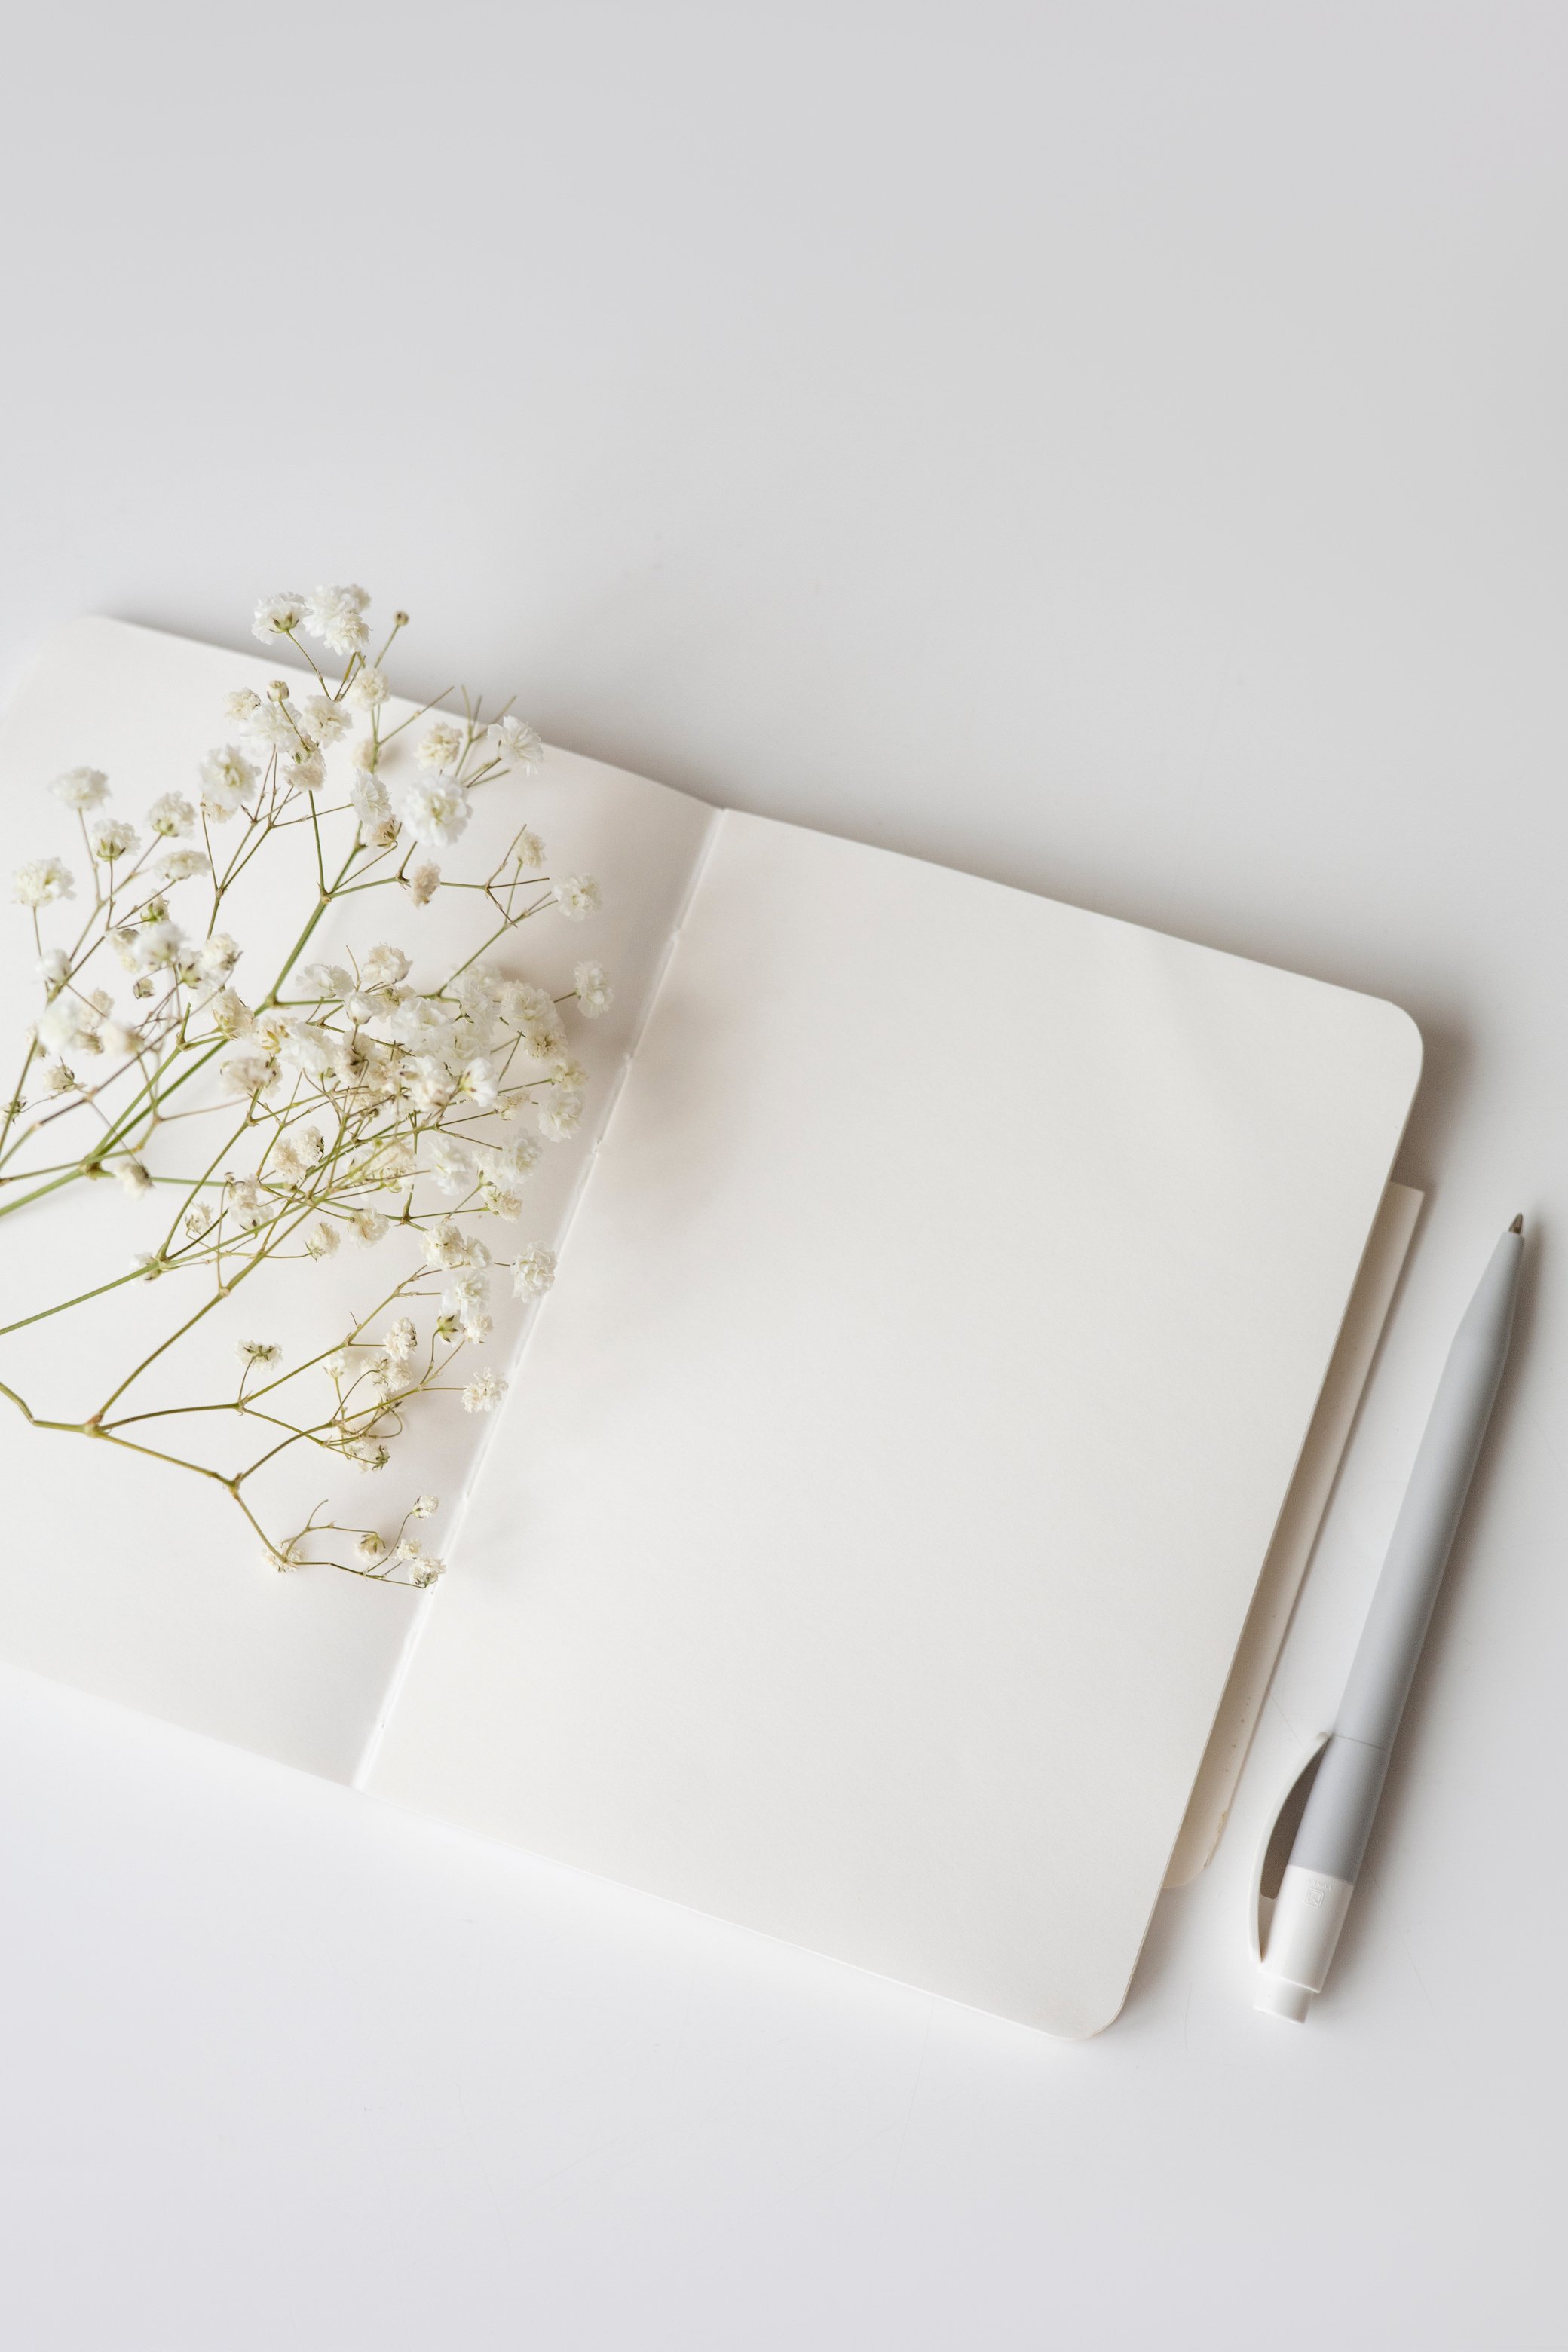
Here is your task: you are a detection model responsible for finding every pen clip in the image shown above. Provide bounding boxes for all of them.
[1251,1732,1332,1963]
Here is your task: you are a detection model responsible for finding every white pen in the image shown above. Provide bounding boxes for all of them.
[1255,1215,1525,2022]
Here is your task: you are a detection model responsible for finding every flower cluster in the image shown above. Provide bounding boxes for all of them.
[0,586,605,1585]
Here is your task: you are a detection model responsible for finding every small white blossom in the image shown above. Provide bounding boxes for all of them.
[359,942,409,989]
[383,1318,418,1364]
[159,847,209,883]
[423,1217,482,1271]
[199,934,240,980]
[554,873,600,922]
[238,1340,281,1367]
[574,961,613,1018]
[253,593,308,642]
[304,1220,341,1259]
[498,715,543,770]
[396,1535,446,1587]
[425,1134,476,1196]
[90,818,138,863]
[13,857,74,908]
[223,688,261,721]
[406,861,440,906]
[539,1089,583,1141]
[184,1204,213,1239]
[243,699,303,755]
[461,1369,507,1415]
[411,1493,438,1519]
[513,828,545,872]
[51,767,110,810]
[302,583,371,657]
[455,1057,498,1111]
[221,1046,276,1097]
[36,948,69,989]
[349,1209,389,1245]
[301,694,352,747]
[355,1531,387,1566]
[207,988,253,1038]
[348,665,387,710]
[510,1245,557,1297]
[415,718,464,773]
[118,1159,152,1197]
[296,962,351,1000]
[394,776,471,849]
[148,793,196,838]
[226,1177,268,1230]
[198,746,259,822]
[283,748,326,794]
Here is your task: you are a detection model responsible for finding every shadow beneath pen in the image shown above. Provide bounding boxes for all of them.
[1316,1220,1542,2005]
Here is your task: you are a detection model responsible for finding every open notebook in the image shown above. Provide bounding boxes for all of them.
[0,620,1422,2037]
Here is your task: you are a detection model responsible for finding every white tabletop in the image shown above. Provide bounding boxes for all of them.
[2,7,1563,2346]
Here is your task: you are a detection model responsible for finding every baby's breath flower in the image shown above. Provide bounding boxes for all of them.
[301,695,352,747]
[221,1046,275,1097]
[199,935,240,980]
[539,1089,583,1141]
[198,746,259,822]
[395,777,471,849]
[553,874,600,922]
[159,847,209,883]
[90,818,137,863]
[302,584,370,657]
[415,718,464,773]
[282,747,326,795]
[148,792,195,838]
[574,961,613,1018]
[13,857,74,908]
[411,1493,438,1519]
[253,592,308,642]
[510,1244,557,1297]
[208,988,253,1039]
[296,962,351,1001]
[5,577,607,1593]
[360,942,409,989]
[498,715,543,770]
[461,1369,506,1415]
[51,767,109,810]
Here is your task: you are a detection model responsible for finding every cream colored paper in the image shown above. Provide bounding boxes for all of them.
[367,811,1421,2037]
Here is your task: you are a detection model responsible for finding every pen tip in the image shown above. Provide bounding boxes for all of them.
[1510,1214,1524,1235]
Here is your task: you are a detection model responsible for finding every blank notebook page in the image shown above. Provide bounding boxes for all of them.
[367,813,1421,2036]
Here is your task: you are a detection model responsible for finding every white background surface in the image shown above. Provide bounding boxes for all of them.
[0,5,1563,2346]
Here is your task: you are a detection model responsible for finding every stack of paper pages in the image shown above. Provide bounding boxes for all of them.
[0,621,1423,2035]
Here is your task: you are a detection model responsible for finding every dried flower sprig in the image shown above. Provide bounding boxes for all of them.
[0,584,609,1585]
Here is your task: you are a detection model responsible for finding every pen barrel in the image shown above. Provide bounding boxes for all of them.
[1288,1732,1392,1884]
[1335,1230,1521,1756]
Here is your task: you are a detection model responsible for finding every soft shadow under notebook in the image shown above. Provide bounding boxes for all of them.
[0,621,1423,2037]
